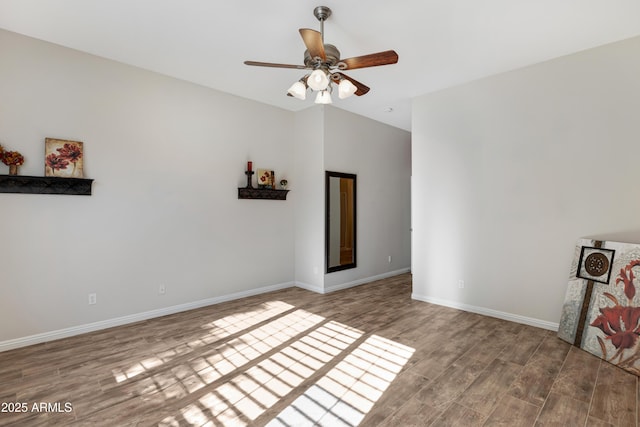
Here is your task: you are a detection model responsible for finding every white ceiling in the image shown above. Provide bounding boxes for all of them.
[1,1,640,131]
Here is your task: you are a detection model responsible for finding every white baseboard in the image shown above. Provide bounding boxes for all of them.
[411,293,559,331]
[0,281,294,353]
[295,268,411,295]
[294,281,325,294]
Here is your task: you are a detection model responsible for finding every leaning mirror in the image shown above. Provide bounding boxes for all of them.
[326,171,357,273]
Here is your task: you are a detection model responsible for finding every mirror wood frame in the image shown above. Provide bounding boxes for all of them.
[325,171,357,273]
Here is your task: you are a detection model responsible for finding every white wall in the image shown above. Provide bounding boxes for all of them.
[412,36,640,328]
[0,29,413,347]
[293,106,412,293]
[293,107,325,291]
[0,29,295,343]
[324,107,412,290]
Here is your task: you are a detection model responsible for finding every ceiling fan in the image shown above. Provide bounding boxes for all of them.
[244,6,399,104]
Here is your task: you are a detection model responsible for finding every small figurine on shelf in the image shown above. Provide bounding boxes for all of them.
[2,149,24,176]
[280,179,288,190]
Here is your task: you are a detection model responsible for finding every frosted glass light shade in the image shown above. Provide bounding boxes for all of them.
[315,90,332,104]
[287,81,306,100]
[308,69,330,91]
[338,79,357,99]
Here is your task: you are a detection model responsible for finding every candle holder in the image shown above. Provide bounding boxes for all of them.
[245,170,255,188]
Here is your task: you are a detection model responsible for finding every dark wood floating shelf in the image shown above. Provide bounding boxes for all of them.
[238,188,289,200]
[0,175,94,196]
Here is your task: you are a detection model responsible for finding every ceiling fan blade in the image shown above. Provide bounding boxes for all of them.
[334,72,370,96]
[299,28,326,61]
[340,50,398,70]
[244,61,308,70]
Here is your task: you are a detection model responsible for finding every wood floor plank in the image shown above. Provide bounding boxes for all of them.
[414,355,487,410]
[431,402,487,426]
[550,346,600,403]
[483,394,540,426]
[508,352,563,407]
[535,392,589,426]
[498,326,549,366]
[0,273,636,426]
[586,415,616,426]
[535,335,572,364]
[589,360,637,426]
[374,395,442,427]
[456,358,522,415]
[358,370,431,426]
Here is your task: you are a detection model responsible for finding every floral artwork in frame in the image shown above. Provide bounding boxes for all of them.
[45,138,84,178]
[558,239,640,376]
[257,169,275,189]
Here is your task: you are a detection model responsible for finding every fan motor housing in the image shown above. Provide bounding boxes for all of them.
[304,44,340,68]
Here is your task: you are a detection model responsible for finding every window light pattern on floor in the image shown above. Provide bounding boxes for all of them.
[110,301,298,383]
[267,335,414,426]
[104,300,415,426]
[164,321,362,426]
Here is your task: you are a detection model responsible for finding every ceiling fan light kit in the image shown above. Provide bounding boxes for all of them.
[288,80,307,100]
[245,6,398,105]
[308,69,330,91]
[338,79,357,99]
[315,90,333,104]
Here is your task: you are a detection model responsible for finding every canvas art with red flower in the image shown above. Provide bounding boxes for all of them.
[558,239,640,377]
[45,138,84,178]
[590,259,640,375]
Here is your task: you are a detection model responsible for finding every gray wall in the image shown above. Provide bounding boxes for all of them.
[411,36,640,328]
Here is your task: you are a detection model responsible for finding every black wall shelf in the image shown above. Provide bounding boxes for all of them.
[238,188,289,200]
[0,175,94,196]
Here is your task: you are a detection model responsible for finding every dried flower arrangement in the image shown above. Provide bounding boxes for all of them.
[2,150,25,166]
[0,143,25,175]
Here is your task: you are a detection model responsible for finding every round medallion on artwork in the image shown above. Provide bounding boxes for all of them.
[584,252,609,277]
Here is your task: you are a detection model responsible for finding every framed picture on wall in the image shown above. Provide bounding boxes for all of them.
[45,138,84,178]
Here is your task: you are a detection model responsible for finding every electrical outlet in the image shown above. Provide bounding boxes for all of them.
[88,293,97,305]
[458,280,465,289]
[388,255,392,263]
[159,284,166,295]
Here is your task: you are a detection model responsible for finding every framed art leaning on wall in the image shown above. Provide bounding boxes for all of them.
[558,238,640,376]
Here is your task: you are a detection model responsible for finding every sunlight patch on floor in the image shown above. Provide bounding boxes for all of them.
[160,321,363,426]
[143,308,327,404]
[201,301,295,340]
[111,301,299,383]
[115,300,415,427]
[267,335,415,427]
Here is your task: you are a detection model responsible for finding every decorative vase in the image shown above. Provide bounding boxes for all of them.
[9,165,18,176]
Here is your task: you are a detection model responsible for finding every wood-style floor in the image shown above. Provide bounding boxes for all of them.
[1,273,638,426]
